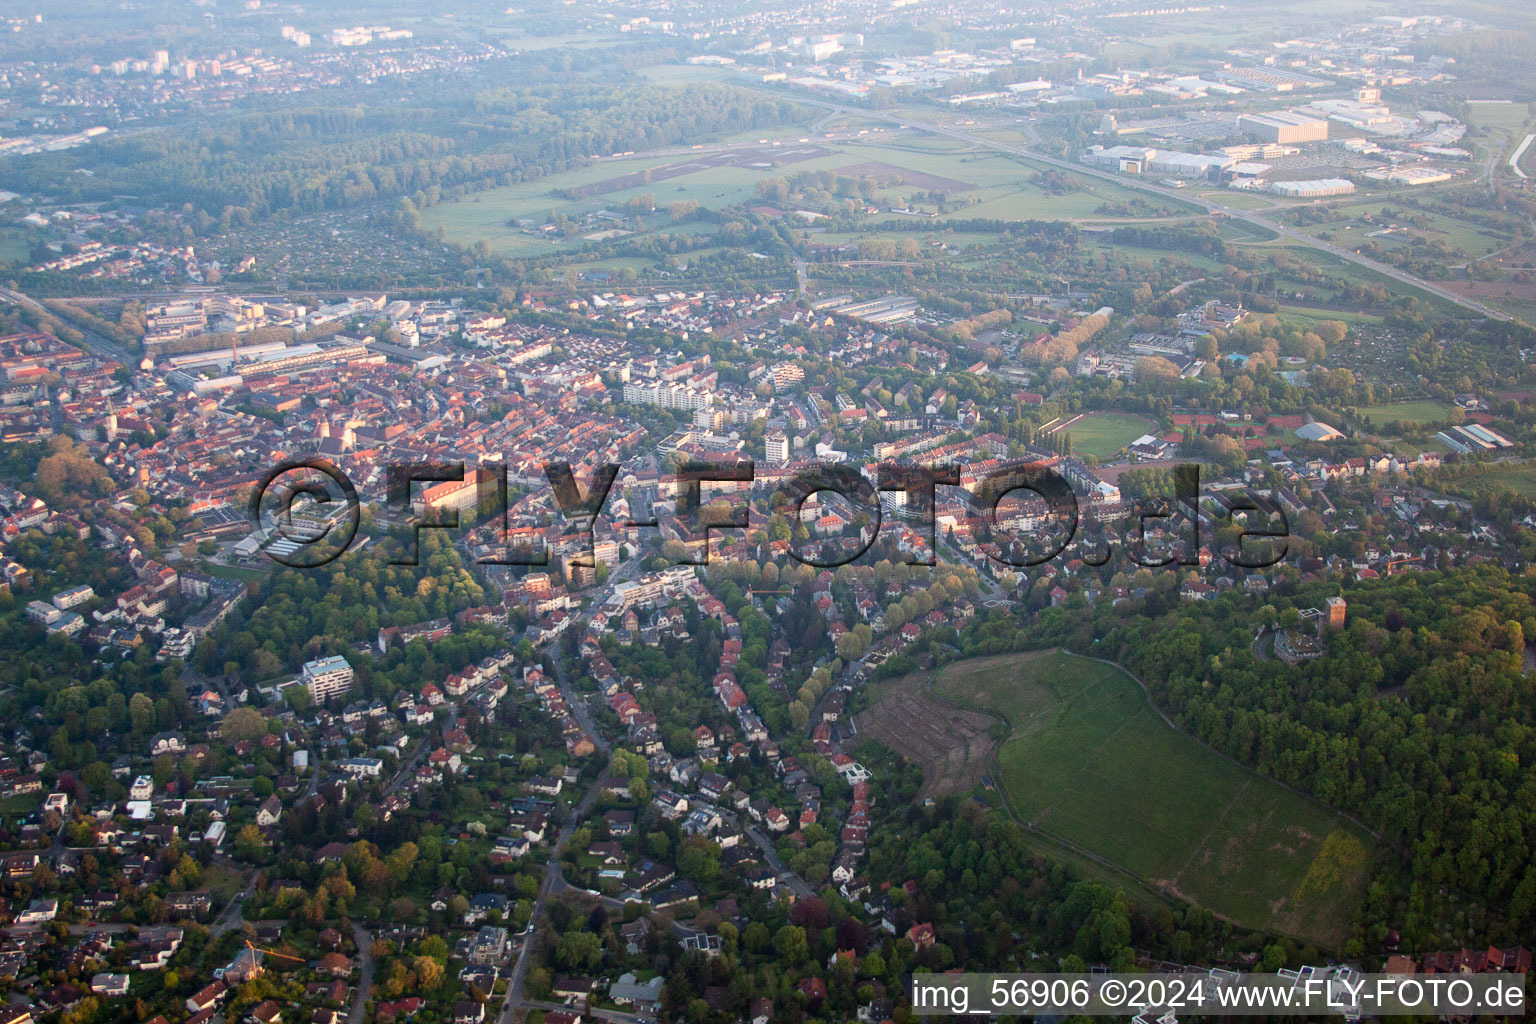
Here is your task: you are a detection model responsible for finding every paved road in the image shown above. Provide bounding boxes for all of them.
[492,555,686,1021]
[384,705,457,796]
[1251,628,1273,663]
[209,869,259,939]
[522,999,650,1024]
[7,921,136,936]
[939,126,1516,322]
[0,285,140,364]
[548,651,610,755]
[348,922,375,1024]
[499,771,609,1024]
[743,825,812,900]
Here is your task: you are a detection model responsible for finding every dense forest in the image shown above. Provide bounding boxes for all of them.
[5,83,807,220]
[965,565,1536,952]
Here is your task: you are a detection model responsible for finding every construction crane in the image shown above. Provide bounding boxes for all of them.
[245,939,306,965]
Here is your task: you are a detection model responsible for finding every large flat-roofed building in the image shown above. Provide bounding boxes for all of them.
[1269,177,1356,198]
[1240,111,1329,144]
[622,379,713,411]
[1437,423,1514,453]
[302,655,354,702]
[1217,67,1327,92]
[1082,144,1155,173]
[1146,150,1235,176]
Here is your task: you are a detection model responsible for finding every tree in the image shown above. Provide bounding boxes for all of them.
[222,706,268,741]
[1315,320,1347,346]
[413,956,444,990]
[773,924,807,963]
[677,836,721,885]
[234,824,264,860]
[555,931,602,973]
[789,701,810,730]
[129,692,155,734]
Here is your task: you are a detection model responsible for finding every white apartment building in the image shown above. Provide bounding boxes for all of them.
[623,379,714,411]
[302,655,354,702]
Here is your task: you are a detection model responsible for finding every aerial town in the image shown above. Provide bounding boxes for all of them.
[0,1,1534,1023]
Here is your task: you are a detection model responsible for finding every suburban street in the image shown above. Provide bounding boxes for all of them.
[744,825,812,900]
[209,868,259,940]
[348,923,375,1024]
[498,770,608,1023]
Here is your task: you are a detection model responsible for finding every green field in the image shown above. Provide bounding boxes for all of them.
[934,651,1372,947]
[419,135,1191,257]
[200,560,267,584]
[1448,463,1536,500]
[0,227,30,266]
[634,63,734,85]
[0,792,41,815]
[1284,200,1515,263]
[1354,400,1456,426]
[1059,412,1156,460]
[1195,189,1275,211]
[1263,244,1465,314]
[1467,101,1536,134]
[1276,305,1384,327]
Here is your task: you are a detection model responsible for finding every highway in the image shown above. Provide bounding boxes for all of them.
[0,284,140,364]
[1510,132,1534,180]
[919,120,1517,321]
[746,89,1519,323]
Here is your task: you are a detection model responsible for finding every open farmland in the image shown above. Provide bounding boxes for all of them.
[866,650,1373,947]
[832,160,975,193]
[1467,100,1536,134]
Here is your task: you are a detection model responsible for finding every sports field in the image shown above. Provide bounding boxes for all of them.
[930,651,1373,947]
[1354,400,1456,426]
[1055,412,1156,460]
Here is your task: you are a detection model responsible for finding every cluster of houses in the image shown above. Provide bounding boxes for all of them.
[1383,945,1533,975]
